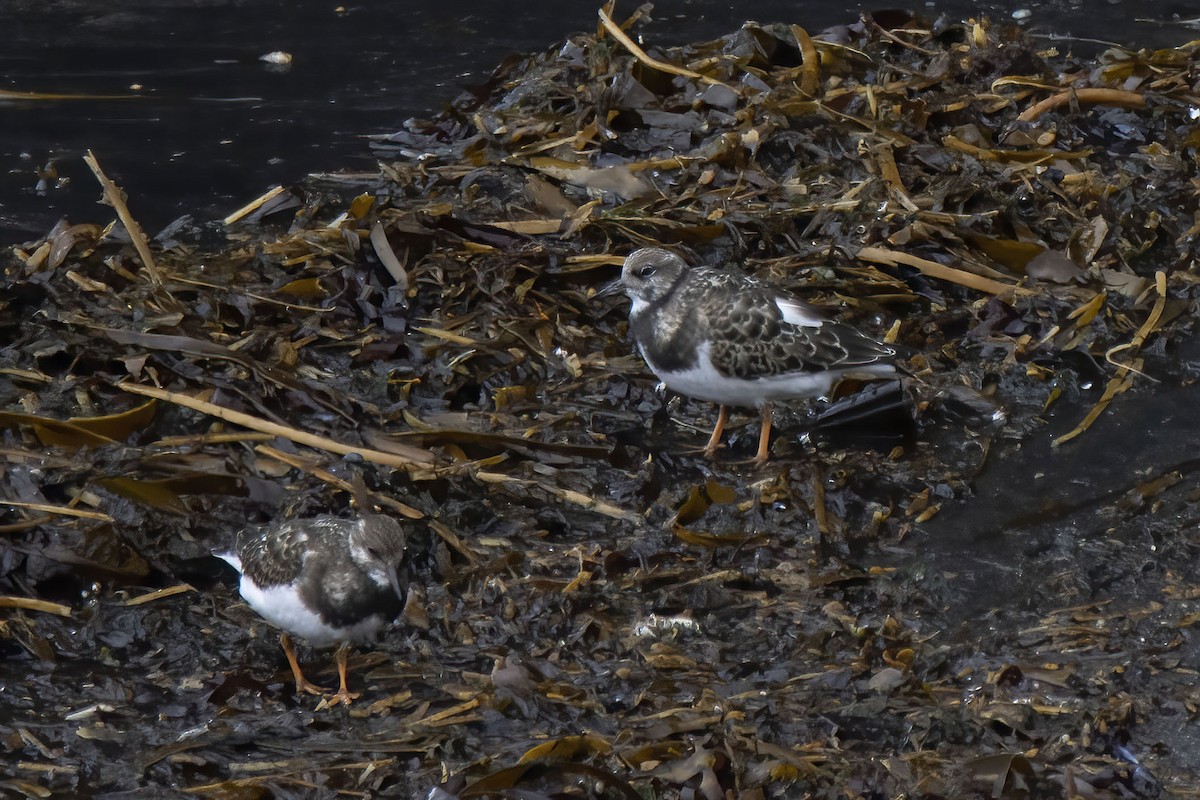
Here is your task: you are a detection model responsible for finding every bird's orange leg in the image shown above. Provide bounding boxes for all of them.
[753,403,773,465]
[280,633,327,696]
[324,642,362,707]
[703,405,730,458]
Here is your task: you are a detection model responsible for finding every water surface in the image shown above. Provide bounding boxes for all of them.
[1,0,1190,242]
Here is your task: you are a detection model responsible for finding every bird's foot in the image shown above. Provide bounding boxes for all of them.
[281,634,330,697]
[314,641,361,708]
[673,442,722,459]
[293,676,330,696]
[725,455,772,467]
[319,687,362,709]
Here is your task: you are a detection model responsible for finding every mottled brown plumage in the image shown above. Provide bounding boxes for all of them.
[599,248,897,462]
[218,514,407,706]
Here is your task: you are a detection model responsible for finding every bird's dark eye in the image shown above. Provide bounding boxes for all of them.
[638,265,657,278]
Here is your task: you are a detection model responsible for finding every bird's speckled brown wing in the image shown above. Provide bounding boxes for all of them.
[237,517,354,589]
[689,268,894,380]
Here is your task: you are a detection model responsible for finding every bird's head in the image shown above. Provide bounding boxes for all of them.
[596,247,688,313]
[348,515,407,601]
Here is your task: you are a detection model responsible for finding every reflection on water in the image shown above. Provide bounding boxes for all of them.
[0,0,1187,243]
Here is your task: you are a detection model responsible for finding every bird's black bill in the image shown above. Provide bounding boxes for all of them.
[594,277,625,299]
[386,566,406,602]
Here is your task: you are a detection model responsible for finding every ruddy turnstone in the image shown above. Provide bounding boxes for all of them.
[598,247,898,463]
[216,514,407,706]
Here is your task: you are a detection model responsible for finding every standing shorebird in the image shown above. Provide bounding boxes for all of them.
[216,514,407,706]
[598,247,898,463]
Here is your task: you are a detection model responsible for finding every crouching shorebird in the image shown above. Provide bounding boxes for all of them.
[216,514,407,706]
[597,247,898,464]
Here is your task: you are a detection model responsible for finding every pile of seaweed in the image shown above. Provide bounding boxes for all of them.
[2,7,1199,798]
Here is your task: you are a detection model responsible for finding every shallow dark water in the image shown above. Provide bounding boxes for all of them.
[0,0,1192,243]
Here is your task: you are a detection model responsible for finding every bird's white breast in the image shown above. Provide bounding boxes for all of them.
[238,576,386,647]
[644,340,891,407]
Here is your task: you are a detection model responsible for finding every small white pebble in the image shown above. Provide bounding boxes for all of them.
[1012,8,1032,19]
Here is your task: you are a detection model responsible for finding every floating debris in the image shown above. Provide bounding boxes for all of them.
[259,50,293,65]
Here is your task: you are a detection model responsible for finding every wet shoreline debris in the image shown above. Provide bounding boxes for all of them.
[3,5,1200,797]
